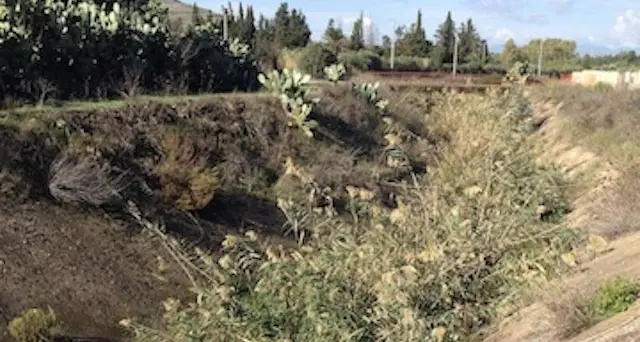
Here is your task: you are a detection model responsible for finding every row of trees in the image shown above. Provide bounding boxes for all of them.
[581,51,640,70]
[500,38,579,73]
[321,11,488,71]
[186,2,640,76]
[501,38,640,73]
[0,0,259,106]
[188,2,311,70]
[183,3,491,74]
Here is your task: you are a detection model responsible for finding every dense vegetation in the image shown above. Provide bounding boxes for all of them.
[107,83,581,342]
[0,0,258,106]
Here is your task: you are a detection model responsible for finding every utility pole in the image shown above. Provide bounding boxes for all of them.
[390,20,396,70]
[481,40,487,64]
[453,32,459,77]
[222,6,229,41]
[537,38,545,76]
[390,41,396,69]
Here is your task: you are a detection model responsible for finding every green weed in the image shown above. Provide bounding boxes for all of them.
[586,277,640,320]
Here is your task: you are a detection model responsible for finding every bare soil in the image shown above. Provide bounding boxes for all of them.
[0,200,190,341]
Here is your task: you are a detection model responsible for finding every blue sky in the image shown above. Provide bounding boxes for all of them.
[198,0,640,54]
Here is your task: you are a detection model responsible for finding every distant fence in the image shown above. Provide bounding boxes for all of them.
[570,70,640,89]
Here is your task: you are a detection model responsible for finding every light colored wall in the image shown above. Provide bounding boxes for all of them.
[571,70,640,89]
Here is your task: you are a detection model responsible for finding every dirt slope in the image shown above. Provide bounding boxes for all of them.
[0,200,191,341]
[485,92,640,342]
[486,233,640,342]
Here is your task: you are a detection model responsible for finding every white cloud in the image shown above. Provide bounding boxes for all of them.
[612,9,640,48]
[493,28,514,42]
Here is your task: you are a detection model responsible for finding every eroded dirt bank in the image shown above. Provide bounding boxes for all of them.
[486,89,640,342]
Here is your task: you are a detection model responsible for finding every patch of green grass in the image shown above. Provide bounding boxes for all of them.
[554,276,640,338]
[586,277,640,320]
[1,92,271,115]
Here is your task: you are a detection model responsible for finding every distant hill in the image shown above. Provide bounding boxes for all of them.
[163,0,216,24]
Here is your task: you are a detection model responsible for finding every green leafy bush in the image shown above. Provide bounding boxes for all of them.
[297,43,337,78]
[0,0,258,106]
[338,49,382,72]
[8,307,59,342]
[381,56,428,71]
[586,277,640,320]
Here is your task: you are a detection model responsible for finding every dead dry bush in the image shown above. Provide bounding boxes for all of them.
[48,152,130,206]
[591,165,640,238]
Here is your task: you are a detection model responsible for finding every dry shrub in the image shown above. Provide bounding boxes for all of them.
[543,284,595,338]
[531,85,640,151]
[314,85,385,150]
[591,165,640,238]
[0,169,30,199]
[154,133,219,211]
[8,307,60,342]
[48,152,130,206]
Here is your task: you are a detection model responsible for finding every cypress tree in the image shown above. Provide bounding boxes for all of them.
[434,11,456,63]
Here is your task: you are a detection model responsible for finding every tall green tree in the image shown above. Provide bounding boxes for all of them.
[274,2,291,49]
[350,12,364,50]
[434,11,456,63]
[273,2,310,48]
[242,6,257,45]
[255,15,278,69]
[287,9,311,47]
[324,18,346,53]
[238,2,245,22]
[458,18,482,64]
[499,38,524,66]
[396,10,430,57]
[191,3,202,26]
[381,35,392,56]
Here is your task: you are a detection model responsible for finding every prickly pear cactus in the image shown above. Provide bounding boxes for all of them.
[503,61,530,84]
[258,69,312,99]
[257,68,318,137]
[351,82,389,111]
[323,63,346,84]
